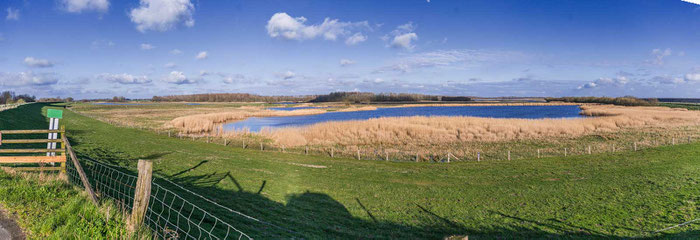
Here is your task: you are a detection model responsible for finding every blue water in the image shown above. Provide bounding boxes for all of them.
[224,105,583,132]
[267,106,325,111]
[93,103,152,105]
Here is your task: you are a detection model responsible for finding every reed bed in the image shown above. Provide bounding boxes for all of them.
[260,105,700,147]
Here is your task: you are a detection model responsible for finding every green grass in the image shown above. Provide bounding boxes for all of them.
[660,102,700,111]
[0,170,136,239]
[3,103,700,239]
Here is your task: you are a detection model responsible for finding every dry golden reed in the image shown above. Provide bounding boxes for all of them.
[260,105,700,147]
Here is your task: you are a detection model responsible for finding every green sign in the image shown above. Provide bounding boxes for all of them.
[47,109,63,119]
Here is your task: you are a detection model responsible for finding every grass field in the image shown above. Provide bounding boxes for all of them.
[661,102,700,111]
[3,103,700,238]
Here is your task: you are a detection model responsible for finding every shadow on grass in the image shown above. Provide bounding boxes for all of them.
[8,103,698,239]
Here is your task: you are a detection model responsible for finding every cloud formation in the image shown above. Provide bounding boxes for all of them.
[165,71,196,84]
[195,51,208,60]
[266,12,369,44]
[170,49,182,55]
[99,73,152,84]
[0,71,59,86]
[345,32,367,45]
[130,0,195,32]
[277,71,296,80]
[24,57,55,68]
[577,76,629,89]
[140,43,155,50]
[340,59,355,66]
[59,0,109,13]
[648,48,672,66]
[6,8,19,20]
[387,22,418,50]
[376,49,527,73]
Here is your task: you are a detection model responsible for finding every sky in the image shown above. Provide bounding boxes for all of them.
[1,0,700,99]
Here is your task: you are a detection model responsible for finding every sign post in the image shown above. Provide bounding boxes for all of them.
[46,109,63,165]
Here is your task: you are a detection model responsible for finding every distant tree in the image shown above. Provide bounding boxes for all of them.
[65,97,74,102]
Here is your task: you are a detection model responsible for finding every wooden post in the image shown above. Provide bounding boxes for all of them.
[206,137,210,143]
[689,136,692,143]
[385,151,389,161]
[305,146,309,155]
[587,146,591,155]
[537,149,540,159]
[130,159,153,233]
[242,140,246,149]
[564,148,567,157]
[634,142,637,151]
[612,144,615,153]
[356,149,361,160]
[416,153,419,162]
[168,131,171,137]
[672,138,675,145]
[60,126,66,172]
[507,151,510,161]
[63,135,98,205]
[260,142,264,151]
[330,148,334,158]
[224,139,228,146]
[477,152,481,162]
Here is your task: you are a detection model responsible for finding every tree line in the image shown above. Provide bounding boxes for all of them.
[151,93,314,103]
[545,96,659,106]
[310,92,471,103]
[0,91,36,104]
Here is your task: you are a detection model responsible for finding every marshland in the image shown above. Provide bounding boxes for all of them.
[70,96,700,162]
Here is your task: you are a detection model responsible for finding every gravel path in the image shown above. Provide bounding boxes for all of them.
[0,205,24,240]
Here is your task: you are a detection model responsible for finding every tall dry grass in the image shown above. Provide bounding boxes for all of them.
[260,105,700,147]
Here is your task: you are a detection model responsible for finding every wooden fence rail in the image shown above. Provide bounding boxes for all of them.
[0,127,67,172]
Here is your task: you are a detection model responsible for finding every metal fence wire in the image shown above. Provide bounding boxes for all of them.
[65,157,253,240]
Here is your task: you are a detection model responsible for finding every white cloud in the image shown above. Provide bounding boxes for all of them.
[386,22,418,50]
[129,0,195,32]
[277,71,296,80]
[164,71,196,84]
[376,49,527,73]
[685,73,700,82]
[0,71,59,86]
[266,12,369,43]
[195,51,207,60]
[339,59,355,66]
[24,57,55,68]
[59,0,109,13]
[391,33,418,50]
[91,40,115,49]
[170,49,182,55]
[221,74,247,84]
[345,32,367,45]
[164,62,177,68]
[577,76,629,89]
[649,48,672,66]
[99,73,152,84]
[6,8,19,21]
[140,43,155,50]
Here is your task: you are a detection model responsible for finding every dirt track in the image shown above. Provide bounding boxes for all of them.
[0,205,24,240]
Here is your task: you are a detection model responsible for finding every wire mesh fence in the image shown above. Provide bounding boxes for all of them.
[66,156,254,239]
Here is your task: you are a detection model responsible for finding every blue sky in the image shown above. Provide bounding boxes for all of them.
[1,0,699,99]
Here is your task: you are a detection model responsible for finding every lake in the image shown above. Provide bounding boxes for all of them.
[223,105,583,132]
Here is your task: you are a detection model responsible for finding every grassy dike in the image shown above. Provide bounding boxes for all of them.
[0,104,147,239]
[4,103,700,239]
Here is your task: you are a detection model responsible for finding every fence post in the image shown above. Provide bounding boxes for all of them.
[537,149,540,159]
[305,146,309,155]
[168,131,171,137]
[224,139,228,146]
[612,144,615,153]
[130,159,153,233]
[689,136,692,143]
[260,142,264,151]
[477,152,481,162]
[416,153,419,162]
[447,152,451,163]
[331,148,334,158]
[587,146,591,155]
[385,152,389,162]
[242,140,246,149]
[357,149,361,160]
[564,148,567,157]
[507,151,510,161]
[634,142,637,151]
[62,135,98,205]
[672,138,675,145]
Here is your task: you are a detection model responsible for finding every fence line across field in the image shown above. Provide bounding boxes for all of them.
[168,132,698,163]
[65,155,256,239]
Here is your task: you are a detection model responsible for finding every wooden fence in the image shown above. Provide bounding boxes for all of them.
[0,127,67,172]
